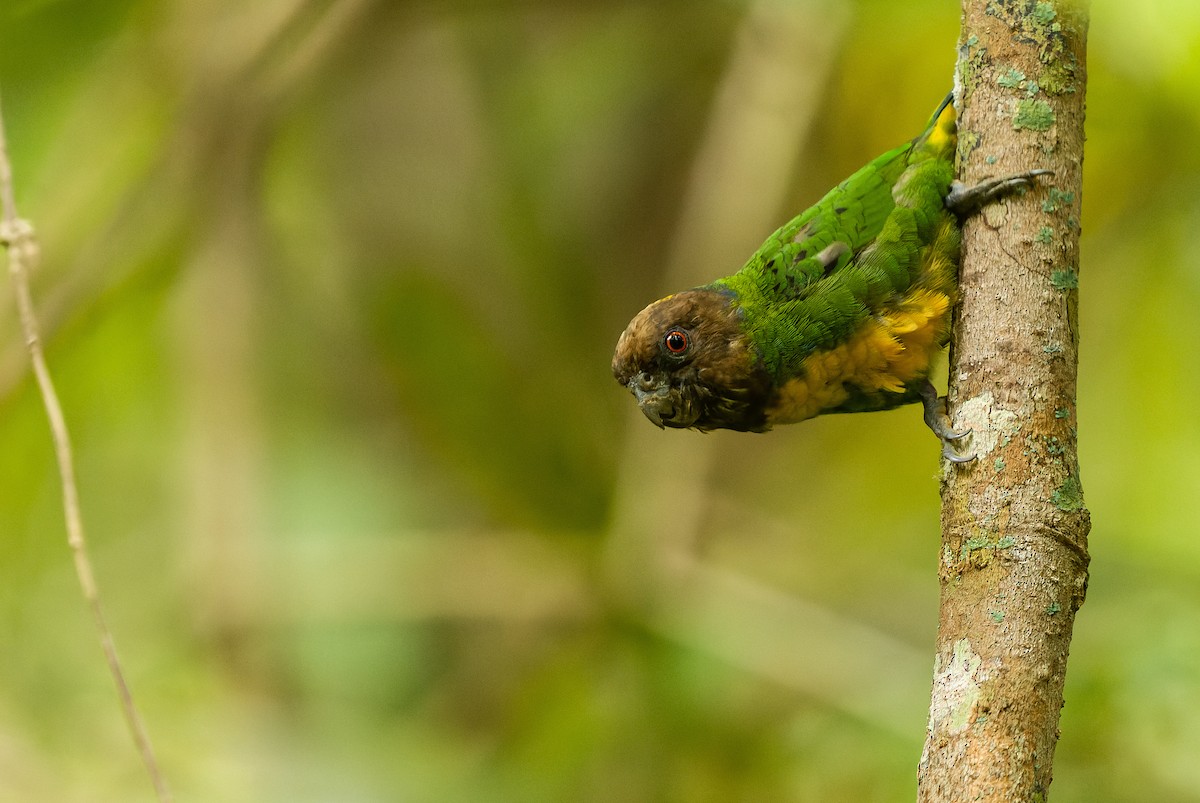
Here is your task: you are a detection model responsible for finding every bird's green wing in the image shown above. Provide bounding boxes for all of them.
[711,94,958,381]
[719,143,913,303]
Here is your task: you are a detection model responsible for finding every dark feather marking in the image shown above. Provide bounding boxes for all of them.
[790,222,816,243]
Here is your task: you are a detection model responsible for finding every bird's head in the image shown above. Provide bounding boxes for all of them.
[611,288,771,432]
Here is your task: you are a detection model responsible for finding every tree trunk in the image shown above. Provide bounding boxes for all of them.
[917,1,1091,800]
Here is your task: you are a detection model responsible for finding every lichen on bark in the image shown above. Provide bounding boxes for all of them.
[917,1,1092,800]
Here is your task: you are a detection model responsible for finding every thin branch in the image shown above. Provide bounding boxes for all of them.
[0,95,172,803]
[917,2,1091,799]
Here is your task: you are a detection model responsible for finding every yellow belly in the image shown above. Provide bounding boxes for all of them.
[766,287,951,424]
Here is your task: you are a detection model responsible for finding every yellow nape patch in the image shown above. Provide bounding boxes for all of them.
[767,288,951,424]
[924,101,956,157]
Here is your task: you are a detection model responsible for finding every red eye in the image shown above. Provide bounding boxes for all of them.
[664,329,689,354]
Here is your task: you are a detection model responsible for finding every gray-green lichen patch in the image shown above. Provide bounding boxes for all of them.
[958,39,991,100]
[1035,226,1053,244]
[1042,187,1076,212]
[959,129,981,158]
[961,532,1018,563]
[1051,269,1079,290]
[1051,475,1084,511]
[1033,1,1057,26]
[996,66,1043,98]
[1038,60,1077,95]
[962,535,994,560]
[998,67,1026,88]
[1013,98,1056,130]
[1045,601,1062,616]
[986,0,1081,95]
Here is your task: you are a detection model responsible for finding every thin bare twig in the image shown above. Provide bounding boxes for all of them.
[0,94,172,802]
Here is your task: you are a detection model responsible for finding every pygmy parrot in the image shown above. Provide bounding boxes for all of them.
[611,93,1049,462]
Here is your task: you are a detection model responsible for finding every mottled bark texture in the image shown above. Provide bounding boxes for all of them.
[917,1,1091,801]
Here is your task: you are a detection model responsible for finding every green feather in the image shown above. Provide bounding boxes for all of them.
[708,96,958,384]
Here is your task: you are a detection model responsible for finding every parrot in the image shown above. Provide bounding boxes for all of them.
[611,93,1050,462]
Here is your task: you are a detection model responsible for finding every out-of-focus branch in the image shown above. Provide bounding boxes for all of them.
[606,0,850,583]
[604,0,929,731]
[0,95,172,803]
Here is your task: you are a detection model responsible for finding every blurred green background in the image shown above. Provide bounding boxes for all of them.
[0,0,1197,800]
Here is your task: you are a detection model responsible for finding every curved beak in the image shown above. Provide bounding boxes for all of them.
[632,385,669,429]
[627,374,697,429]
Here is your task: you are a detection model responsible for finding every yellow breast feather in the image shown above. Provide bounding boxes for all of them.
[766,286,951,424]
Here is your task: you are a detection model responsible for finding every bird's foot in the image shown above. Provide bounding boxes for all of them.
[919,380,975,464]
[945,169,1054,218]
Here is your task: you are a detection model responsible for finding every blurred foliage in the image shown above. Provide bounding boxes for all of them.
[0,0,1198,800]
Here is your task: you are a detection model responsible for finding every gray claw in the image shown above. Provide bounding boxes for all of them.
[942,426,972,442]
[942,443,978,464]
[945,169,1055,218]
[919,380,977,464]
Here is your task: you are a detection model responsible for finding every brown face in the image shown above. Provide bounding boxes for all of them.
[611,288,772,432]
